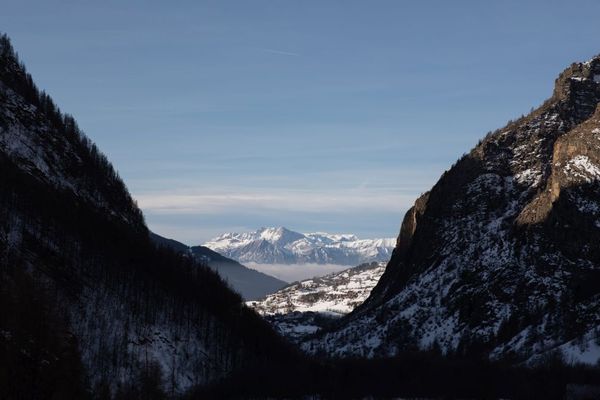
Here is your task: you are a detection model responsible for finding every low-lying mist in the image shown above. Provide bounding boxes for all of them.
[245,262,352,283]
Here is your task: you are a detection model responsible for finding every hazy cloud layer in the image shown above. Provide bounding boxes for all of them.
[133,167,443,244]
[136,188,416,215]
[245,263,352,283]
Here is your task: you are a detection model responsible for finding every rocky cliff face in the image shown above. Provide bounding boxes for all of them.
[304,56,600,364]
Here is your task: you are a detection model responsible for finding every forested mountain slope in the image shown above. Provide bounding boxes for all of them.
[0,34,290,398]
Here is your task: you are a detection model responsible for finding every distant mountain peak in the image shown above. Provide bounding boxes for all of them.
[204,227,395,265]
[257,226,304,244]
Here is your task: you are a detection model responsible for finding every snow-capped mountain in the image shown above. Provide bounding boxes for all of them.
[247,262,385,342]
[303,55,600,366]
[204,227,395,265]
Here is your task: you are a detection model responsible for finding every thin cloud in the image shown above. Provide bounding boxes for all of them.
[135,188,415,215]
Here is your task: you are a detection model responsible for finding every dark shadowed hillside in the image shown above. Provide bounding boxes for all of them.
[150,232,286,300]
[0,34,293,398]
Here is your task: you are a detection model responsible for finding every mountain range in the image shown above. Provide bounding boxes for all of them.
[204,226,395,265]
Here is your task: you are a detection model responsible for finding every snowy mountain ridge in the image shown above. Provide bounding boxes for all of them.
[204,227,395,265]
[247,262,386,342]
[248,261,386,316]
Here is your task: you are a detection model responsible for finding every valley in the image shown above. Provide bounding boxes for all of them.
[3,5,600,397]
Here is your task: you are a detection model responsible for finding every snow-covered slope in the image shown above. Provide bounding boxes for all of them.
[204,227,395,265]
[304,55,600,366]
[247,262,385,342]
[249,262,386,316]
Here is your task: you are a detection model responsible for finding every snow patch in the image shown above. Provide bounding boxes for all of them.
[564,155,600,183]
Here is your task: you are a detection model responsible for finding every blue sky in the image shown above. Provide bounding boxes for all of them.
[3,0,600,244]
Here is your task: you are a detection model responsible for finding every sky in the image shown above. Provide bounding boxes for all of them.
[3,0,600,245]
